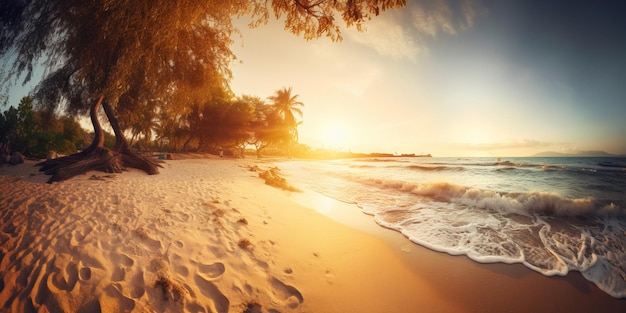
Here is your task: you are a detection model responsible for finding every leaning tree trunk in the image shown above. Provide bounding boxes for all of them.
[102,101,160,175]
[37,95,161,183]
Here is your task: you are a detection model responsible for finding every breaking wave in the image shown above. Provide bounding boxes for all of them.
[358,179,623,217]
[279,157,626,298]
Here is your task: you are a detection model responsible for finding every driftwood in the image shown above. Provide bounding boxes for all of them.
[258,167,300,192]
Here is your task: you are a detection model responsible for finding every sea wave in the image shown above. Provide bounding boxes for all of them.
[278,158,626,298]
[353,158,409,163]
[359,178,623,217]
[432,160,626,174]
[405,165,465,172]
[372,204,626,298]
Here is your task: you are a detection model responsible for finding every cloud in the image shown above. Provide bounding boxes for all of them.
[344,0,485,62]
[411,0,485,36]
[344,16,423,62]
[411,0,456,37]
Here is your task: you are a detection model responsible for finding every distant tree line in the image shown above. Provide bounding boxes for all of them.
[112,86,304,158]
[166,87,303,157]
[0,86,305,160]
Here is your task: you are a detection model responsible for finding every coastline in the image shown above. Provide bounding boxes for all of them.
[287,183,626,313]
[1,157,624,312]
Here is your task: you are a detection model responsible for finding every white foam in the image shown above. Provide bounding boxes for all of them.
[278,159,626,299]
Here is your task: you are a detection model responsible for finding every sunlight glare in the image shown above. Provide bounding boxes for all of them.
[324,122,348,149]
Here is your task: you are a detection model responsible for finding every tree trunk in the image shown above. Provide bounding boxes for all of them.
[37,96,161,183]
[182,135,194,153]
[102,101,160,175]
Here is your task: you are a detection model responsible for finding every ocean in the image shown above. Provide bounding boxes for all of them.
[278,157,626,298]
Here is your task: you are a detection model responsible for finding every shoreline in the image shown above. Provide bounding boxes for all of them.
[1,158,625,312]
[288,186,626,313]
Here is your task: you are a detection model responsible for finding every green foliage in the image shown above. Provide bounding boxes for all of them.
[0,96,86,158]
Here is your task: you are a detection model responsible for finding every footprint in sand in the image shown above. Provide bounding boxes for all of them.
[180,212,191,222]
[325,270,336,285]
[175,264,189,277]
[111,251,135,267]
[47,255,79,292]
[65,262,79,291]
[185,301,207,313]
[133,228,162,250]
[79,267,92,281]
[101,284,136,312]
[77,298,101,312]
[198,262,225,280]
[70,225,92,246]
[193,274,229,313]
[270,277,304,309]
[130,271,146,299]
[111,266,126,282]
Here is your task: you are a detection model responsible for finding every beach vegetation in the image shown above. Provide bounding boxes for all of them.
[0,96,86,158]
[247,95,294,158]
[0,0,406,182]
[240,87,305,158]
[268,87,303,139]
[238,238,253,250]
[184,94,257,156]
[212,208,226,218]
[242,301,263,313]
[154,275,187,303]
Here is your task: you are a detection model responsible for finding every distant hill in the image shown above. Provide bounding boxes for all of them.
[532,150,624,157]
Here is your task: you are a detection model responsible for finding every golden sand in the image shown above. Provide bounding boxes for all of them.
[1,158,624,312]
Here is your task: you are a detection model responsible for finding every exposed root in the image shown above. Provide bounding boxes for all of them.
[36,95,162,183]
[37,147,161,183]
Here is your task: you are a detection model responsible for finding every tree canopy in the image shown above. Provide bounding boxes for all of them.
[0,0,407,181]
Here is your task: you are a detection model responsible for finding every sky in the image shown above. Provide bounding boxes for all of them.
[3,1,625,157]
[230,0,626,157]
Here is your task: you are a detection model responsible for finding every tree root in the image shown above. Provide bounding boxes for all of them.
[37,147,162,183]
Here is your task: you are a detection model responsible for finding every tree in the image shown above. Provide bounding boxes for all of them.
[196,97,255,153]
[0,106,18,155]
[268,87,304,132]
[0,96,86,158]
[247,99,291,158]
[1,0,407,182]
[2,96,39,155]
[268,87,304,157]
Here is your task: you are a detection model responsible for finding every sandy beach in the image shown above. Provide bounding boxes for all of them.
[1,157,625,313]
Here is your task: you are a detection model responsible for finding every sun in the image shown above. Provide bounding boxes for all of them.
[323,122,348,149]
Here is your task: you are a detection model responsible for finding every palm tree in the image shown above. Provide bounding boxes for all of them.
[268,87,304,157]
[267,87,304,134]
